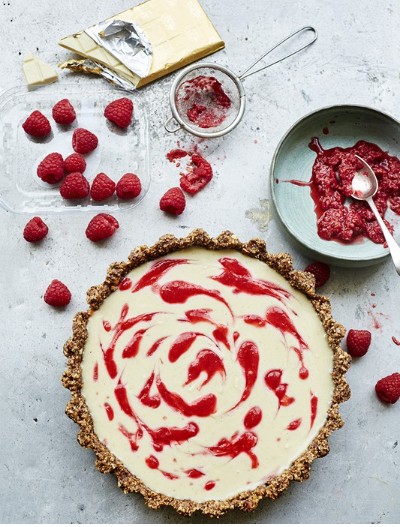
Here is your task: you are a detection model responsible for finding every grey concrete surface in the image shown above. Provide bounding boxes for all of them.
[0,0,399,523]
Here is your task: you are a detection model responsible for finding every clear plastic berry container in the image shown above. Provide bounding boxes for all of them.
[0,84,150,213]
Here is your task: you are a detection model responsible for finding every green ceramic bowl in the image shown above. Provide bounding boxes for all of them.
[270,105,400,267]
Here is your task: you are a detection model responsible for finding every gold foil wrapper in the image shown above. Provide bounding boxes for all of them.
[58,0,225,88]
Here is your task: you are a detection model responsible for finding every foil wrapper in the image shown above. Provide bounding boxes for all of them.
[59,59,136,92]
[85,19,152,79]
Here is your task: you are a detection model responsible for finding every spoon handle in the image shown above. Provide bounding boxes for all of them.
[367,197,400,275]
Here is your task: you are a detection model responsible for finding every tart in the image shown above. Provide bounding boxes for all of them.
[63,229,350,517]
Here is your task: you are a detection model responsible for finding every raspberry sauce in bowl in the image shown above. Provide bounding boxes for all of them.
[271,105,400,267]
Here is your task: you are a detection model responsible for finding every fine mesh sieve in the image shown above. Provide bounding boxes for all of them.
[165,26,317,138]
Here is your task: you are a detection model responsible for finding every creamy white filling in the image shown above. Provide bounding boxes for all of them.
[81,248,334,502]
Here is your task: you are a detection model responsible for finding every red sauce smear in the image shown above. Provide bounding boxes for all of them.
[212,257,290,302]
[137,372,161,409]
[181,309,230,349]
[244,406,263,429]
[104,402,114,421]
[208,431,259,468]
[310,393,318,429]
[146,336,168,357]
[131,258,188,293]
[148,422,199,452]
[186,468,205,479]
[119,424,140,451]
[184,349,226,387]
[102,305,158,379]
[392,336,400,346]
[93,362,98,382]
[205,481,216,491]
[178,75,231,129]
[168,332,200,363]
[156,374,217,417]
[159,280,233,317]
[180,154,213,195]
[102,320,111,331]
[231,341,259,410]
[119,277,132,291]
[122,328,149,359]
[166,149,188,163]
[287,418,302,431]
[306,138,400,244]
[145,455,159,469]
[264,369,295,407]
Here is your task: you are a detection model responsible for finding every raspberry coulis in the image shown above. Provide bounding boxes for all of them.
[307,138,400,244]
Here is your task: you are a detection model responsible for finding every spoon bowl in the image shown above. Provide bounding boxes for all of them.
[351,155,400,275]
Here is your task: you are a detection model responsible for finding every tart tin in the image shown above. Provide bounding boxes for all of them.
[0,85,150,214]
[271,105,400,267]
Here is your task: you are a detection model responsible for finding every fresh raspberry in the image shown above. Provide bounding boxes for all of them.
[37,152,64,184]
[179,154,213,194]
[304,261,331,287]
[375,373,400,404]
[44,279,71,307]
[23,216,48,242]
[90,173,116,201]
[72,128,98,154]
[22,110,51,137]
[60,172,90,199]
[346,329,372,357]
[104,98,134,128]
[64,153,86,174]
[85,213,119,242]
[159,187,186,215]
[52,99,76,125]
[115,173,141,200]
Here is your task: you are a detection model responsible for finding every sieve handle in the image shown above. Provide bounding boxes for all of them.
[239,26,317,80]
[164,116,182,133]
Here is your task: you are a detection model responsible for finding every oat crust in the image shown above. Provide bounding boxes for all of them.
[62,229,351,517]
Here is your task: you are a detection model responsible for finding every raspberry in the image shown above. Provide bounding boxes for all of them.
[104,98,134,128]
[64,153,86,174]
[72,128,98,154]
[23,216,48,242]
[60,172,90,199]
[304,261,331,287]
[37,152,64,184]
[85,213,119,242]
[346,329,372,357]
[159,187,186,215]
[115,173,141,200]
[375,372,400,404]
[22,110,51,137]
[52,99,76,125]
[180,154,213,194]
[90,173,116,201]
[44,279,71,307]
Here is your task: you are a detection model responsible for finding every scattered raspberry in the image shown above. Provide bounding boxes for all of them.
[23,217,48,242]
[180,154,213,194]
[64,153,86,174]
[22,110,51,137]
[304,261,331,287]
[104,98,134,128]
[52,99,76,125]
[37,152,64,184]
[90,173,116,201]
[375,373,400,404]
[72,128,98,154]
[85,213,119,241]
[346,329,372,357]
[44,279,71,307]
[60,172,90,199]
[159,187,186,215]
[115,173,141,200]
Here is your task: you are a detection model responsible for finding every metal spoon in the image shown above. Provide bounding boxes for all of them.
[352,155,400,275]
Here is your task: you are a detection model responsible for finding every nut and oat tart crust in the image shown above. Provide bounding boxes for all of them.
[62,229,351,517]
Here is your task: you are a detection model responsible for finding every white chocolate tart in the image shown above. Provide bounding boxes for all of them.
[63,230,350,516]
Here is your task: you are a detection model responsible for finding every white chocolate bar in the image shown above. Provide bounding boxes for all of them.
[22,54,58,87]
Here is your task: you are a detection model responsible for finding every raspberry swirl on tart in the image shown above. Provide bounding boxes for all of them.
[63,230,350,517]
